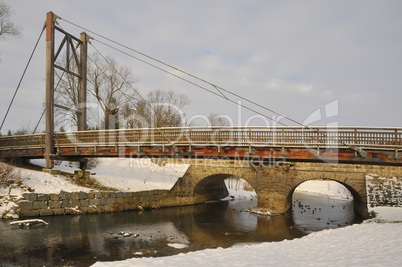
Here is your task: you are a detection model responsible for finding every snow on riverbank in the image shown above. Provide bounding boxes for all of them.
[0,162,91,196]
[367,206,402,223]
[295,180,352,200]
[1,158,188,218]
[90,158,188,191]
[223,178,256,200]
[31,158,189,191]
[93,207,402,267]
[1,161,93,218]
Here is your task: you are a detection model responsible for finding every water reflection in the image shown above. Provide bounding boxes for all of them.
[0,199,304,266]
[292,191,361,233]
[0,194,361,266]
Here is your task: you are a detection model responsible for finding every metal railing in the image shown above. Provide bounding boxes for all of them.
[1,126,402,152]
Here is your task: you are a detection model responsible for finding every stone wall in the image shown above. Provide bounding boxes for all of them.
[19,189,169,217]
[366,175,402,207]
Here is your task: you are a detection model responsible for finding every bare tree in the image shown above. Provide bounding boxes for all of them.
[207,113,231,126]
[12,124,31,135]
[120,102,137,129]
[0,1,20,39]
[88,54,137,130]
[54,53,137,131]
[127,89,189,128]
[54,54,81,129]
[55,52,188,130]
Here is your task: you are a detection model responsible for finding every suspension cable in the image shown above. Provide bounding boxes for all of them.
[32,108,45,134]
[86,26,357,149]
[0,24,46,132]
[59,17,356,149]
[88,44,179,143]
[91,39,289,127]
[87,31,354,149]
[33,69,69,134]
[60,17,306,128]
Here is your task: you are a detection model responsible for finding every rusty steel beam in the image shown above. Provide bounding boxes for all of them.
[43,12,89,169]
[35,145,402,166]
[45,12,56,169]
[2,126,402,166]
[2,144,402,166]
[78,32,88,132]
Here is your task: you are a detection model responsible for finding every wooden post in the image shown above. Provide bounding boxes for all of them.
[45,12,55,169]
[78,32,88,131]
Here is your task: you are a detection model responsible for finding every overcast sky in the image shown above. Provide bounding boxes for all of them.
[1,0,401,133]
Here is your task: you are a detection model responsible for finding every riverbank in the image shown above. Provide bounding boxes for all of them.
[2,158,258,218]
[0,158,188,218]
[92,207,402,267]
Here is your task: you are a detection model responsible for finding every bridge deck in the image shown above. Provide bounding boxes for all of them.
[1,126,402,165]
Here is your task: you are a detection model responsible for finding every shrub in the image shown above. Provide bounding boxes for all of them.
[0,162,21,189]
[87,158,99,170]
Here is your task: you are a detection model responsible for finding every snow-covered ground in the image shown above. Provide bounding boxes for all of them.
[1,158,250,218]
[1,161,93,218]
[2,158,188,218]
[0,162,92,196]
[223,177,257,200]
[295,180,352,200]
[31,158,189,191]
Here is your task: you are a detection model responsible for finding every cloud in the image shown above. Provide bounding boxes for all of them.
[1,0,402,133]
[265,80,313,94]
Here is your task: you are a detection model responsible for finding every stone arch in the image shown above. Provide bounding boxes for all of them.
[193,174,231,200]
[286,176,368,218]
[192,168,257,202]
[193,167,256,186]
[168,165,258,206]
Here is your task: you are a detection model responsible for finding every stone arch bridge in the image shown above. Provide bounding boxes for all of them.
[2,126,402,218]
[161,158,402,219]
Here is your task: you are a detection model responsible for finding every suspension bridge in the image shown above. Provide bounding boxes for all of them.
[0,11,400,168]
[1,12,402,217]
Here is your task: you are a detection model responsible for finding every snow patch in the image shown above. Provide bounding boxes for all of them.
[167,243,188,249]
[295,180,352,200]
[93,222,402,266]
[1,161,92,218]
[222,178,256,200]
[31,158,189,192]
[366,206,402,223]
[246,207,277,216]
[90,158,188,191]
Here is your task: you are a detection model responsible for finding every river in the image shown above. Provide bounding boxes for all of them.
[0,192,362,266]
